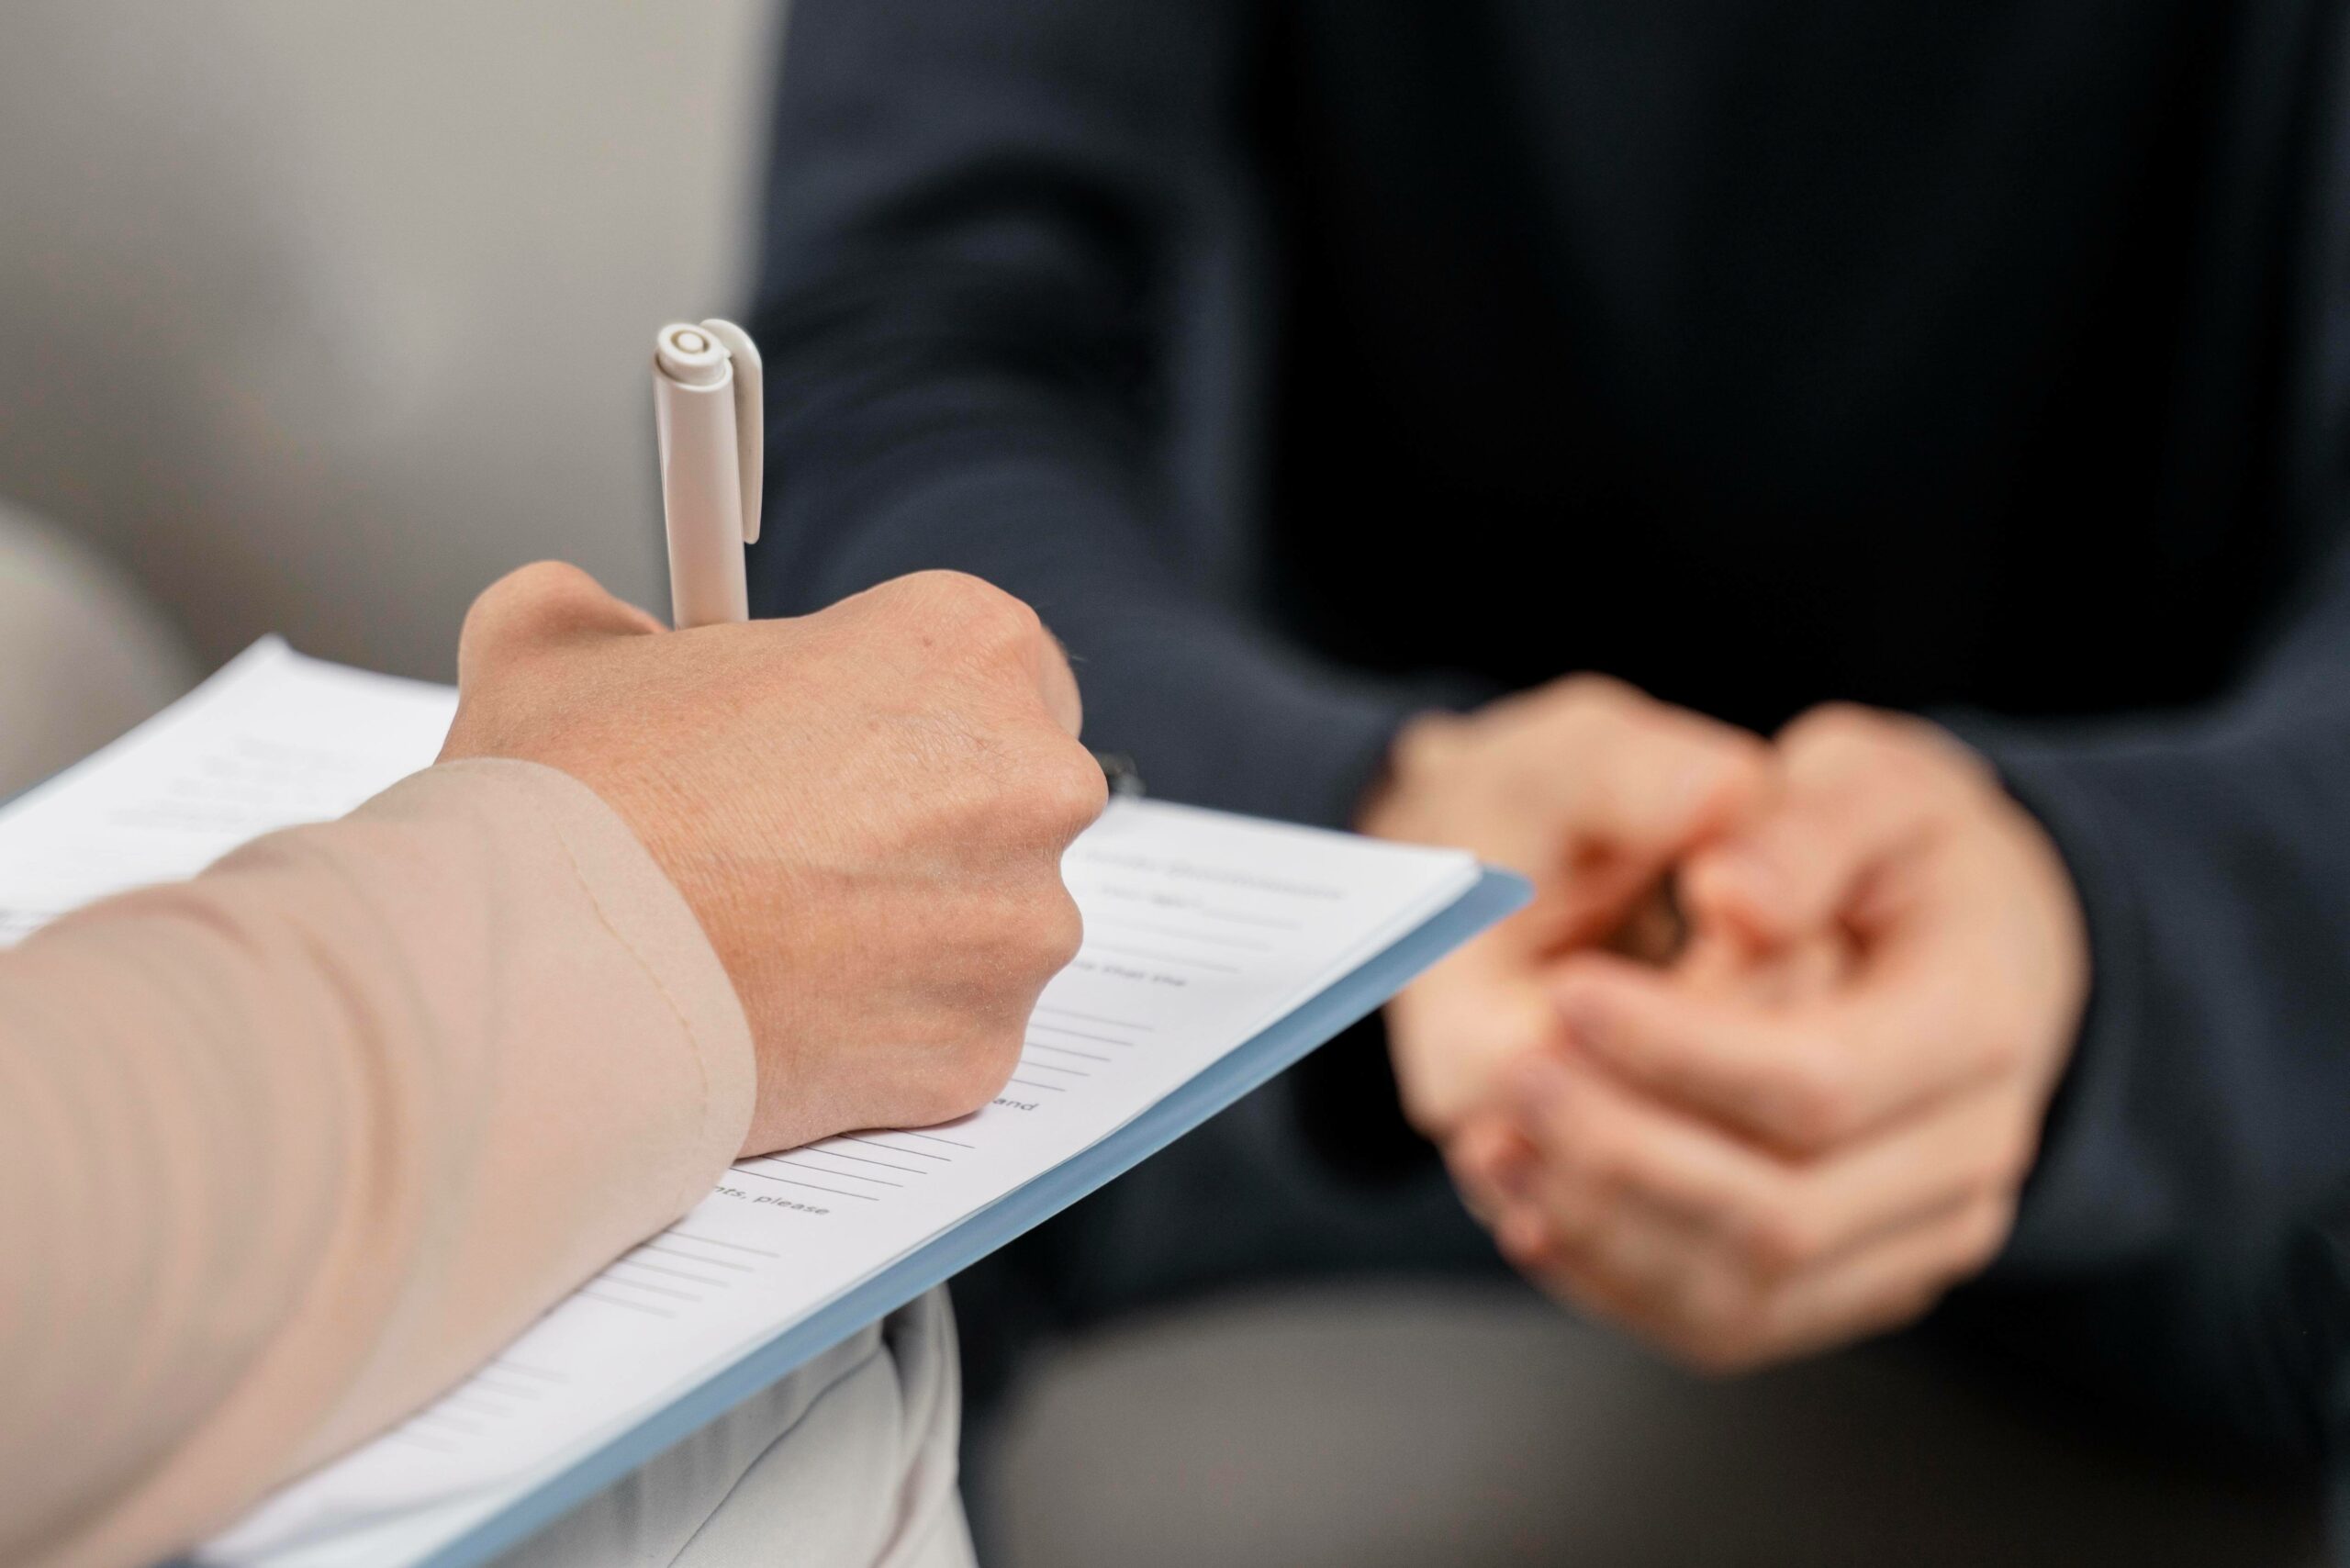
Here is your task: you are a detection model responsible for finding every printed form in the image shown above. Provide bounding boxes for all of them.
[0,640,1479,1567]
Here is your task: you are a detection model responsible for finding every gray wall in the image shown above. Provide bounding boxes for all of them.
[0,1,780,679]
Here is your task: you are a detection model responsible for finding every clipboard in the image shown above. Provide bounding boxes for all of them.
[352,867,1529,1568]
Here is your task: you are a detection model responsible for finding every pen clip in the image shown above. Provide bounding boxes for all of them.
[697,319,765,545]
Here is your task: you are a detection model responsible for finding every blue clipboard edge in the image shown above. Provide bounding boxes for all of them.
[392,865,1529,1568]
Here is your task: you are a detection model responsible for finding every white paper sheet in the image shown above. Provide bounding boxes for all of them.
[0,640,1479,1566]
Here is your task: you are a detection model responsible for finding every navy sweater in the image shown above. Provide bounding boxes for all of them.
[744,0,2350,1504]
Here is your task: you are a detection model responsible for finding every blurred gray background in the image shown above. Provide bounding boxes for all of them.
[0,0,779,680]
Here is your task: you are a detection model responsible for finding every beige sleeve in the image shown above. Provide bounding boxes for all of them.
[0,758,755,1568]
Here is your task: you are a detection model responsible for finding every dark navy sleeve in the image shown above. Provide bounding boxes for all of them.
[744,0,1432,830]
[1944,529,2350,1457]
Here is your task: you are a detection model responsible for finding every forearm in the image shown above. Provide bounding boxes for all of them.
[0,759,753,1568]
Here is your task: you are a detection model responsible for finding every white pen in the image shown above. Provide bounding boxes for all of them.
[651,319,764,628]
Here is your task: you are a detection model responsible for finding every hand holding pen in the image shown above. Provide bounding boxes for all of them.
[651,319,1140,796]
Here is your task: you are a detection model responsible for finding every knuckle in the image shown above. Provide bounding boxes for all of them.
[1742,1205,1824,1274]
[920,570,1040,642]
[1448,1124,1520,1204]
[1502,1210,1565,1272]
[1945,743,2007,798]
[1559,671,1640,711]
[503,557,599,600]
[982,592,1046,651]
[1770,1050,1860,1149]
[1876,709,1995,783]
[1490,1201,1550,1264]
[934,1024,1024,1122]
[1555,1124,1627,1194]
[1780,701,1893,767]
[1547,677,1654,748]
[1702,723,1774,782]
[1390,710,1474,784]
[978,881,1084,988]
[1000,741,1108,846]
[884,567,990,606]
[873,571,1041,653]
[900,1077,967,1131]
[465,560,595,642]
[1031,889,1087,976]
[1690,1272,1756,1336]
[1788,700,1878,742]
[1544,1180,1605,1247]
[1036,742,1112,834]
[1785,704,1991,804]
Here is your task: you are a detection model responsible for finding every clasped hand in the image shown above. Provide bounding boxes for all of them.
[1363,680,2088,1372]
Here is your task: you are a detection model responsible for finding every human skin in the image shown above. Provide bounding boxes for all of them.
[1359,675,1771,1138]
[1370,695,2088,1371]
[442,563,1109,1154]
